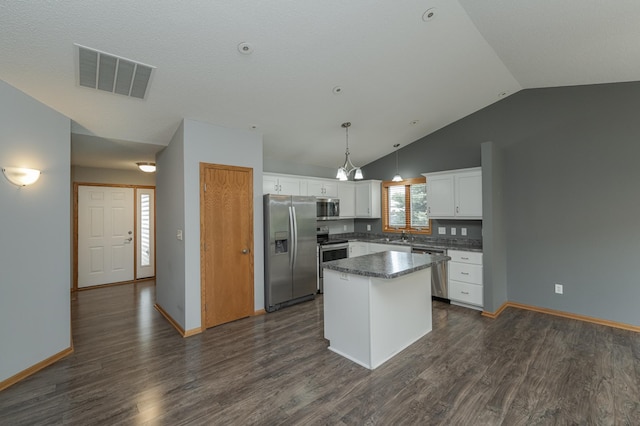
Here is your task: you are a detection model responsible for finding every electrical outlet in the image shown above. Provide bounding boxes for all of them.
[343,224,347,231]
[367,224,371,231]
[450,228,457,236]
[461,228,467,236]
[177,229,183,241]
[438,227,446,235]
[555,284,563,294]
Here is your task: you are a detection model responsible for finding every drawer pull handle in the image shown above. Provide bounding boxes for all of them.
[461,257,469,260]
[461,272,469,275]
[461,291,469,295]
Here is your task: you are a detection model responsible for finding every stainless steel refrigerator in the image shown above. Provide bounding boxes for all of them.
[264,194,317,312]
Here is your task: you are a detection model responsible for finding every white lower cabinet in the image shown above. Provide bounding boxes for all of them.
[349,241,368,258]
[448,249,483,310]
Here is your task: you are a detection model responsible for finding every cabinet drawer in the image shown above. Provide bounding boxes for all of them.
[449,280,483,306]
[448,250,482,264]
[449,262,483,285]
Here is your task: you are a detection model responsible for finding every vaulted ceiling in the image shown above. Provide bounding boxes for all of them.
[1,1,639,171]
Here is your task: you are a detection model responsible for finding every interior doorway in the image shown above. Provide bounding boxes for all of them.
[74,183,156,290]
[200,163,254,328]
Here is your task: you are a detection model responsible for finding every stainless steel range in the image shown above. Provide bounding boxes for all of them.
[317,226,349,293]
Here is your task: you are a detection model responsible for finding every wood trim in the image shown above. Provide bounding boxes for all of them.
[154,303,203,338]
[0,346,73,392]
[482,301,640,333]
[381,176,432,235]
[75,277,155,292]
[254,309,266,316]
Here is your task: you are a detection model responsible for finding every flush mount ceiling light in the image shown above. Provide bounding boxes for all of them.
[336,122,363,181]
[392,144,403,182]
[136,162,156,173]
[2,167,41,187]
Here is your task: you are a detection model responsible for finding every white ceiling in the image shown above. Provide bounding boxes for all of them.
[1,1,639,171]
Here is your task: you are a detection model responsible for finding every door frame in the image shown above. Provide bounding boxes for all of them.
[199,163,254,329]
[73,182,156,291]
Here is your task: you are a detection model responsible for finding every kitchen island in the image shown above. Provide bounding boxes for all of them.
[323,250,450,369]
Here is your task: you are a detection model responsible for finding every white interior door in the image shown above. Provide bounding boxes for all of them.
[78,186,134,288]
[136,188,155,279]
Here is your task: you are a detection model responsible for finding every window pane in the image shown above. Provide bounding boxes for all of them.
[388,185,406,228]
[140,194,150,266]
[410,183,428,228]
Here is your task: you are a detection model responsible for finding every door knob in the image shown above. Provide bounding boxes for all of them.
[242,248,249,254]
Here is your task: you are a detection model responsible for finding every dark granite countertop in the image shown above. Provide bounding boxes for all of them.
[323,250,451,279]
[331,233,482,253]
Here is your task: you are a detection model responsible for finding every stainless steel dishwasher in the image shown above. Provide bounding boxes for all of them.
[411,247,448,301]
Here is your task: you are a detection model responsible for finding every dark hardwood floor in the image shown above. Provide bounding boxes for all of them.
[1,281,639,425]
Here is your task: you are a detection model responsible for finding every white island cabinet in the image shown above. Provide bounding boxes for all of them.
[323,251,449,369]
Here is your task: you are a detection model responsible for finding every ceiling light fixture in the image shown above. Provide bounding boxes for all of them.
[336,122,363,181]
[136,162,156,173]
[2,167,41,187]
[392,144,403,182]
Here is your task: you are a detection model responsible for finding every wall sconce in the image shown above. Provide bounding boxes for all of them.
[2,167,41,187]
[136,162,156,173]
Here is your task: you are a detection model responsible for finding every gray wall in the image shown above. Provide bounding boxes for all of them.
[362,81,640,326]
[72,166,156,186]
[155,122,187,328]
[0,80,71,382]
[156,119,263,332]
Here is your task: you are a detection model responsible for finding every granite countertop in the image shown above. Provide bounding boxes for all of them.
[323,250,451,279]
[332,233,483,253]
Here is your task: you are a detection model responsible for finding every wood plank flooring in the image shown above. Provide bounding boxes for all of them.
[1,281,639,425]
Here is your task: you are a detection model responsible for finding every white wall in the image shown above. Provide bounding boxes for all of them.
[155,119,263,332]
[0,80,71,382]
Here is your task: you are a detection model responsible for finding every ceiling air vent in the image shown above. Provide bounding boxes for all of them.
[75,44,155,99]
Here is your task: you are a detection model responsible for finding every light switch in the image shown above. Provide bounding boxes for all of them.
[461,228,467,236]
[177,229,183,240]
[438,227,446,235]
[450,228,457,236]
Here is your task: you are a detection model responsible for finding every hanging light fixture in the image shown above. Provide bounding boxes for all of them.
[392,144,403,182]
[336,122,363,181]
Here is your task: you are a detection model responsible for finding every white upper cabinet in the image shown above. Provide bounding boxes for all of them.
[355,180,381,218]
[263,173,304,195]
[337,182,356,218]
[307,179,338,198]
[422,167,482,219]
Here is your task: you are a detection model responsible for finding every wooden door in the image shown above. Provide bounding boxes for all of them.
[77,186,134,287]
[201,163,254,328]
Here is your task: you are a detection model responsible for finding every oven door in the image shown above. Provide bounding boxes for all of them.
[319,243,349,293]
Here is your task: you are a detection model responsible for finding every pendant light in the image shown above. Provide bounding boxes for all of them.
[336,122,363,181]
[392,143,403,182]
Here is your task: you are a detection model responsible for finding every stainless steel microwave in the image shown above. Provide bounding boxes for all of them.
[317,198,340,219]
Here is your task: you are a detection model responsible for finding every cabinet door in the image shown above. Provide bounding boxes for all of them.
[355,181,381,218]
[322,181,339,198]
[338,182,356,217]
[307,180,325,197]
[263,175,279,194]
[348,242,368,258]
[426,174,455,217]
[455,171,482,218]
[278,176,302,196]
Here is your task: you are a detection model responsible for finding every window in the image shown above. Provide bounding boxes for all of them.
[382,177,431,234]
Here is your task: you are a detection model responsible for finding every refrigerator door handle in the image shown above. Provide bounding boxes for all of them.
[288,206,295,270]
[291,206,298,269]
